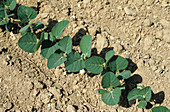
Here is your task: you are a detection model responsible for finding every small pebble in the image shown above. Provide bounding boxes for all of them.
[143,19,152,27]
[66,105,76,112]
[124,7,135,15]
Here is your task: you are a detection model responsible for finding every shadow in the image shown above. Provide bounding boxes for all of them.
[119,74,143,108]
[126,59,138,73]
[72,28,87,46]
[151,91,165,104]
[99,47,114,58]
[45,19,58,32]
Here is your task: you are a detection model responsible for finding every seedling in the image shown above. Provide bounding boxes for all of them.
[0,0,16,31]
[128,86,151,108]
[0,2,169,111]
[17,5,45,53]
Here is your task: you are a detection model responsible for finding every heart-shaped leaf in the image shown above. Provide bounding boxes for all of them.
[18,5,37,23]
[139,86,151,102]
[128,86,151,102]
[4,0,16,10]
[85,56,104,74]
[40,40,59,59]
[128,88,143,101]
[47,53,67,69]
[80,35,92,57]
[33,22,45,31]
[102,72,120,88]
[105,50,115,63]
[18,32,37,53]
[138,101,147,108]
[97,89,108,95]
[116,70,131,80]
[109,55,128,72]
[101,88,121,106]
[65,52,85,72]
[58,36,72,54]
[152,106,170,112]
[51,20,70,41]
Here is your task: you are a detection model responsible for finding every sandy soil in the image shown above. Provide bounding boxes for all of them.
[0,0,170,112]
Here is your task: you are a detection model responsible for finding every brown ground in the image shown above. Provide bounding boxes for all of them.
[0,0,170,112]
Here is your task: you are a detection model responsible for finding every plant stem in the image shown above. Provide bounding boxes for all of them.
[118,86,125,90]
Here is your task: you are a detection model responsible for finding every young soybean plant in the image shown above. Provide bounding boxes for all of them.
[128,86,152,108]
[0,0,16,31]
[17,5,45,53]
[47,32,92,72]
[97,52,132,106]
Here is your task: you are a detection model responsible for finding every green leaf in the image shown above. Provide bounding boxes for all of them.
[128,88,144,101]
[18,32,37,53]
[58,36,72,54]
[152,106,170,112]
[0,4,5,18]
[101,72,120,88]
[33,22,45,31]
[36,32,46,51]
[139,86,151,102]
[109,55,128,72]
[4,0,16,10]
[47,53,67,69]
[85,56,104,74]
[0,18,7,25]
[97,89,108,95]
[43,32,48,40]
[116,70,131,80]
[127,86,151,102]
[51,20,70,40]
[19,24,31,34]
[138,101,147,108]
[80,35,92,57]
[18,5,37,23]
[40,40,59,59]
[65,52,85,72]
[101,88,121,106]
[105,50,115,63]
